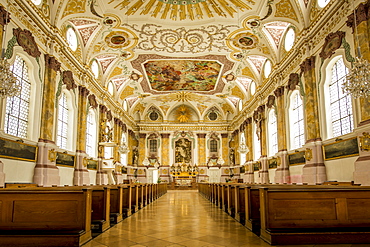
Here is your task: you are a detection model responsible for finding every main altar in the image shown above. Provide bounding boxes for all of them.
[169,163,198,189]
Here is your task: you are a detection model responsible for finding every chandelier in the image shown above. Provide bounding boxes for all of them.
[0,57,19,98]
[343,57,370,99]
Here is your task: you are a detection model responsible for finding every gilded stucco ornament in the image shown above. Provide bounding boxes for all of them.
[360,132,370,152]
[48,149,57,162]
[305,148,313,161]
[13,28,41,58]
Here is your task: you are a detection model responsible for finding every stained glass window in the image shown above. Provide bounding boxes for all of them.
[57,93,69,149]
[291,92,305,149]
[86,110,96,157]
[4,56,30,138]
[329,58,353,137]
[268,109,278,156]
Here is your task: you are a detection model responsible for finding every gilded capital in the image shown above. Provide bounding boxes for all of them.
[0,6,10,26]
[286,73,300,91]
[274,86,285,97]
[78,85,89,98]
[44,54,61,72]
[300,56,316,74]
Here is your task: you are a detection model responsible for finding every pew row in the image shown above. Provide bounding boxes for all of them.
[0,189,92,247]
[0,183,167,246]
[259,187,370,245]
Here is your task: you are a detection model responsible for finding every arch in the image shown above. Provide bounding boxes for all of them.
[166,102,200,122]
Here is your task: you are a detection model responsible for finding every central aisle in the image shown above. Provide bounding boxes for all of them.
[83,190,271,247]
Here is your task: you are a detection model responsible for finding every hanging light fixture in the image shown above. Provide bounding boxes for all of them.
[0,4,19,98]
[342,1,370,99]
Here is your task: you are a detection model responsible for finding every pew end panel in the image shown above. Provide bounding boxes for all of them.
[259,187,370,245]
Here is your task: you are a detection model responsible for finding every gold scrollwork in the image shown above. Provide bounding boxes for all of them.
[48,149,56,162]
[360,132,370,152]
[83,157,88,167]
[305,148,313,161]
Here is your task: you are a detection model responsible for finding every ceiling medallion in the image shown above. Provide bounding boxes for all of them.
[105,31,130,49]
[233,32,258,50]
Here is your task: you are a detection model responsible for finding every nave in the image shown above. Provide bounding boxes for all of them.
[82,191,367,247]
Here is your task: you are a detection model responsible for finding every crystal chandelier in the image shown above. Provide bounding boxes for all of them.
[0,57,19,98]
[343,57,370,99]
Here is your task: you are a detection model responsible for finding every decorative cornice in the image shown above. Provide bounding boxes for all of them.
[44,54,61,72]
[300,56,316,74]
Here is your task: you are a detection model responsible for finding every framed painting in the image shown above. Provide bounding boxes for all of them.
[268,158,278,169]
[0,137,37,162]
[87,159,98,170]
[324,137,359,160]
[289,151,306,166]
[56,152,75,167]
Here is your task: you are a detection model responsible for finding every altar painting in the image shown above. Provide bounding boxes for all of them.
[144,60,221,91]
[175,138,192,163]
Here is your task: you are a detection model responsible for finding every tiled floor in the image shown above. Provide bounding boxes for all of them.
[82,190,370,247]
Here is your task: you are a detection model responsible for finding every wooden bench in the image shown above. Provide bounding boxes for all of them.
[109,185,123,224]
[0,189,92,247]
[259,187,370,245]
[122,184,132,217]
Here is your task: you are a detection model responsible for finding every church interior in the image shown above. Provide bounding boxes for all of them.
[1,0,370,246]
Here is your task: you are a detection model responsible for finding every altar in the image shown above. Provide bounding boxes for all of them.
[169,163,198,189]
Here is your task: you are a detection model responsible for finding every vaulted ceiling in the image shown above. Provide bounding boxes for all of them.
[40,0,317,124]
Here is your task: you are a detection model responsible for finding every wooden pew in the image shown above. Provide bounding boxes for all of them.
[131,184,139,213]
[90,186,111,233]
[122,184,132,217]
[109,185,123,224]
[0,189,92,247]
[259,187,370,245]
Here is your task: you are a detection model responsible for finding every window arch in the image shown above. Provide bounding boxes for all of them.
[324,57,353,138]
[268,109,278,156]
[86,109,97,157]
[107,81,115,96]
[4,56,31,139]
[264,60,272,78]
[91,60,99,79]
[289,91,305,149]
[284,27,295,52]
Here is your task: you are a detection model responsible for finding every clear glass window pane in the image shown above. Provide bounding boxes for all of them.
[4,56,30,138]
[86,111,96,157]
[291,93,305,149]
[57,93,69,149]
[329,58,353,137]
[268,109,278,156]
[210,139,218,153]
[66,28,78,51]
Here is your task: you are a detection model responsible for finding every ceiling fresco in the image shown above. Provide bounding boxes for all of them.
[39,0,308,123]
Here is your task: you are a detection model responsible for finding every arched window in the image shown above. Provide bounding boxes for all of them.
[31,0,42,4]
[264,60,272,78]
[57,93,69,149]
[4,56,31,138]
[289,91,305,149]
[107,81,115,96]
[86,109,97,157]
[284,27,295,52]
[149,139,158,153]
[268,109,278,156]
[325,57,353,138]
[210,139,218,152]
[253,123,261,160]
[91,60,99,79]
[66,27,78,51]
[250,81,256,96]
[318,0,330,8]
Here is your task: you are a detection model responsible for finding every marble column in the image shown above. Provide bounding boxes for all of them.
[33,54,61,186]
[347,3,370,185]
[138,133,146,166]
[274,86,290,184]
[197,133,207,182]
[300,57,326,184]
[244,118,254,183]
[96,105,108,185]
[254,105,269,184]
[221,133,229,166]
[160,133,170,181]
[73,86,90,186]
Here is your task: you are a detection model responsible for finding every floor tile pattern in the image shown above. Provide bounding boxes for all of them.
[82,190,369,247]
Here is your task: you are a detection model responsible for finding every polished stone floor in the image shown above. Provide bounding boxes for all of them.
[82,190,370,247]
